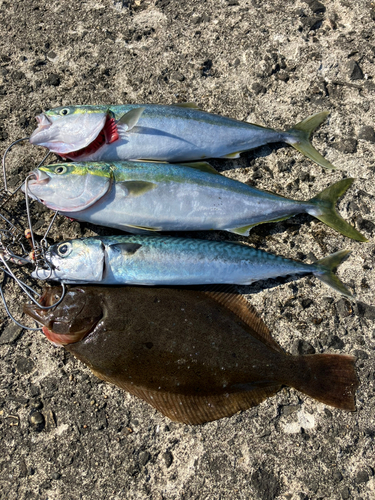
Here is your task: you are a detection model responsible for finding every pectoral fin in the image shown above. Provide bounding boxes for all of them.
[119,180,157,196]
[117,107,146,132]
[108,243,142,255]
[178,161,220,175]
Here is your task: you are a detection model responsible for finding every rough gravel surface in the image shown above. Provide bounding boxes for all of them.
[0,1,374,499]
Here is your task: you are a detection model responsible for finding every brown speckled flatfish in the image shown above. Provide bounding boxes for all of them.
[24,286,359,424]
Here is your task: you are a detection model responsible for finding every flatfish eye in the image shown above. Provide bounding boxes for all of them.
[60,108,70,116]
[57,243,72,257]
[55,166,67,175]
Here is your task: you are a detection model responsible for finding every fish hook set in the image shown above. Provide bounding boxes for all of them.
[0,137,65,329]
[0,103,366,423]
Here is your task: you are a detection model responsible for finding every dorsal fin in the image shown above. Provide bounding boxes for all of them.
[204,289,284,354]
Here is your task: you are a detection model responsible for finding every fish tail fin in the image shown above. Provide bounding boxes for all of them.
[285,111,336,170]
[291,354,358,411]
[307,178,368,242]
[313,249,352,297]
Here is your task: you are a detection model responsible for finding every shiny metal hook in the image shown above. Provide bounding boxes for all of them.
[24,173,59,278]
[24,174,38,252]
[0,281,42,331]
[0,252,66,310]
[2,137,51,193]
[2,137,30,192]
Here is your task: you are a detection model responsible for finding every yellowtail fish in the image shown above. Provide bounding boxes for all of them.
[24,161,366,240]
[24,286,359,424]
[29,104,336,168]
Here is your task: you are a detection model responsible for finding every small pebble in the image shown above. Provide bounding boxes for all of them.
[29,411,45,432]
[358,126,375,143]
[348,60,363,80]
[0,324,22,345]
[46,74,60,86]
[139,451,151,466]
[291,339,315,355]
[340,486,350,499]
[335,298,353,318]
[163,451,173,468]
[332,138,358,154]
[355,470,369,484]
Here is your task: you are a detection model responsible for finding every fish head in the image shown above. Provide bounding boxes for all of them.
[23,286,104,345]
[32,238,105,283]
[30,106,109,158]
[23,163,113,212]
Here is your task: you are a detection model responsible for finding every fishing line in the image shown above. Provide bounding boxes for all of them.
[0,253,66,310]
[0,282,42,331]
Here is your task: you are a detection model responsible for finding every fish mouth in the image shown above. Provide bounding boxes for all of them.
[22,287,56,326]
[29,114,52,142]
[35,113,52,130]
[29,170,50,186]
[62,115,119,160]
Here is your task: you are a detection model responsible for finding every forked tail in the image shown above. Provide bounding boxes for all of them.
[307,178,367,242]
[313,249,352,297]
[285,111,336,170]
[291,354,359,411]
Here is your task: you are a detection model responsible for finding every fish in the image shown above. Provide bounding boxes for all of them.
[24,161,366,241]
[32,234,353,297]
[29,104,336,169]
[23,285,359,424]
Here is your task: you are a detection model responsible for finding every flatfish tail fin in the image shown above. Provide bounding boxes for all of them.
[285,111,336,170]
[290,354,359,411]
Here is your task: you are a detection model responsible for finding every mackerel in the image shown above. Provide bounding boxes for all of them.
[33,235,353,297]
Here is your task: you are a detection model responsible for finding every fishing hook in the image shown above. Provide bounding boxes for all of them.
[0,253,66,310]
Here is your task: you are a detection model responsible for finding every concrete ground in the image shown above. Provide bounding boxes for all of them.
[0,0,374,499]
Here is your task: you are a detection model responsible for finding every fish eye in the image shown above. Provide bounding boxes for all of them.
[60,108,70,116]
[57,243,72,257]
[55,166,67,175]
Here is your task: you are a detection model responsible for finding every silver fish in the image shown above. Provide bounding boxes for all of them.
[29,104,336,169]
[33,235,352,297]
[24,161,366,240]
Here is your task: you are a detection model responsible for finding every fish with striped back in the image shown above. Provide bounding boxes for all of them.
[32,235,353,298]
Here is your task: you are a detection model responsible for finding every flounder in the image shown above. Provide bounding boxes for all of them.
[24,286,359,424]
